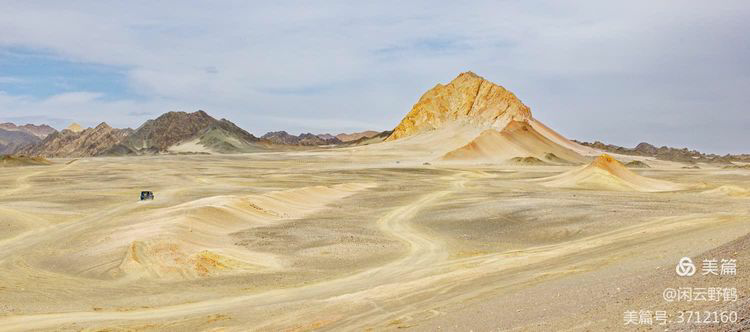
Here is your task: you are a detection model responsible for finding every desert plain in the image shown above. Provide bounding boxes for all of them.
[0,145,749,331]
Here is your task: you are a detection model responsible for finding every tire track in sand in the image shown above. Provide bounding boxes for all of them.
[0,169,744,331]
[0,169,484,331]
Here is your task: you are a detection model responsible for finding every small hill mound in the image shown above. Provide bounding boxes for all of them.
[537,154,686,192]
[509,156,548,165]
[1,155,51,167]
[441,121,585,164]
[625,160,651,168]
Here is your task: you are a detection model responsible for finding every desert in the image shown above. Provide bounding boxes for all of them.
[1,148,749,331]
[0,71,749,331]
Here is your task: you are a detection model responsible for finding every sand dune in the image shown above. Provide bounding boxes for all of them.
[65,183,376,280]
[441,120,586,164]
[0,153,748,331]
[538,154,688,192]
[349,122,487,159]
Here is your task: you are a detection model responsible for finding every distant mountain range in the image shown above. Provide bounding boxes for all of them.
[0,122,57,154]
[2,110,384,158]
[0,123,56,138]
[0,128,40,154]
[261,131,342,146]
[2,72,748,161]
[573,141,750,163]
[3,107,747,162]
[15,123,133,158]
[260,130,382,146]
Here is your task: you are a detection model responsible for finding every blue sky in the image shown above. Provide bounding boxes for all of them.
[0,1,749,153]
[0,47,133,100]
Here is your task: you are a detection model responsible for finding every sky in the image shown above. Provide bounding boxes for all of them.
[0,1,748,154]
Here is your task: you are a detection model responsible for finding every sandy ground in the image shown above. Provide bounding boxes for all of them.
[0,150,748,331]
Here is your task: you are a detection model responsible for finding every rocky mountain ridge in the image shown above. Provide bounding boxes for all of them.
[0,128,41,154]
[15,122,133,157]
[386,71,532,141]
[0,123,56,138]
[573,140,749,163]
[261,131,342,146]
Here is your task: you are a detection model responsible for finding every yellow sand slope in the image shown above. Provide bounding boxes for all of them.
[441,120,586,164]
[527,118,600,156]
[539,154,687,192]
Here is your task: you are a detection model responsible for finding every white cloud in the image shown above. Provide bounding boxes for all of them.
[42,91,103,104]
[0,1,748,152]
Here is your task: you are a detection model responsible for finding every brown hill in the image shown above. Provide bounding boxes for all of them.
[441,121,585,164]
[107,110,267,155]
